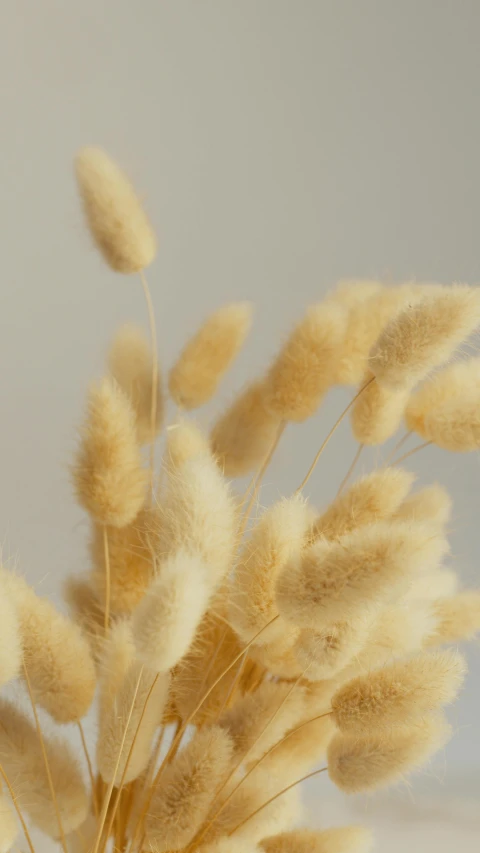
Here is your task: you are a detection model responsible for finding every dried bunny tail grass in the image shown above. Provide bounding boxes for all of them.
[90,506,157,614]
[0,580,21,687]
[329,279,384,308]
[276,521,448,630]
[1,570,96,723]
[369,285,480,389]
[98,620,135,716]
[66,814,97,853]
[165,420,210,469]
[425,591,480,646]
[211,381,282,477]
[0,699,88,837]
[161,451,236,584]
[169,303,253,409]
[172,609,248,726]
[328,713,451,794]
[64,576,105,664]
[293,614,373,681]
[331,282,420,386]
[332,650,465,734]
[72,377,148,527]
[404,567,458,603]
[394,483,452,527]
[108,324,163,443]
[261,826,373,853]
[0,786,17,853]
[132,549,211,672]
[258,714,335,781]
[407,393,480,452]
[229,495,313,645]
[145,726,235,851]
[97,658,169,785]
[210,765,303,844]
[219,680,307,764]
[264,302,346,422]
[248,631,303,679]
[74,146,156,273]
[406,358,480,420]
[351,373,410,445]
[311,467,415,541]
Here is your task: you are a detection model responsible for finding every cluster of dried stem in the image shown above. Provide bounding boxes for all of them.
[1,149,480,853]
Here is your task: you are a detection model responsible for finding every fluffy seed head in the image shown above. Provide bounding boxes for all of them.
[311,467,414,541]
[351,373,409,445]
[277,521,447,630]
[332,650,465,734]
[166,420,210,470]
[64,576,105,665]
[211,381,282,477]
[405,567,458,603]
[1,570,96,722]
[0,787,17,853]
[258,714,335,780]
[426,591,480,646]
[261,826,373,853]
[74,146,156,273]
[108,324,163,443]
[328,714,451,793]
[132,549,211,672]
[169,303,252,409]
[370,285,480,388]
[0,699,88,837]
[394,483,452,527]
[264,302,346,422]
[229,495,313,645]
[72,377,147,527]
[248,631,303,680]
[145,726,234,850]
[294,615,372,681]
[0,579,21,687]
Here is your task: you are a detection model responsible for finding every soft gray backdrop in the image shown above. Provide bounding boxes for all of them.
[1,2,479,851]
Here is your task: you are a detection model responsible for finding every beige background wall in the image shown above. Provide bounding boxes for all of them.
[1,2,479,850]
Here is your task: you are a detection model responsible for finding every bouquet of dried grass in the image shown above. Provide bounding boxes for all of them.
[1,147,480,853]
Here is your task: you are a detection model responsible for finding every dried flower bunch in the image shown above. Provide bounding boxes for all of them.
[1,148,480,853]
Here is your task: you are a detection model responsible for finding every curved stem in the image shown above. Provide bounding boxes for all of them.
[295,377,374,494]
[0,762,36,853]
[383,430,412,467]
[390,439,432,467]
[239,421,286,538]
[140,270,159,495]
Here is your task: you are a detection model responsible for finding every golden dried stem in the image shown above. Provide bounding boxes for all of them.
[239,420,286,537]
[383,430,413,467]
[391,439,432,467]
[295,376,374,494]
[0,761,36,853]
[140,269,159,495]
[336,443,364,497]
[22,660,68,853]
[77,720,98,818]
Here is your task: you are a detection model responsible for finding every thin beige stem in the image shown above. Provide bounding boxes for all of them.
[103,524,111,634]
[127,616,281,853]
[383,430,412,467]
[239,420,286,538]
[336,443,364,497]
[391,440,432,467]
[103,672,160,845]
[140,270,159,495]
[295,377,374,494]
[22,660,68,853]
[227,765,328,837]
[0,762,36,853]
[91,665,145,853]
[77,720,98,818]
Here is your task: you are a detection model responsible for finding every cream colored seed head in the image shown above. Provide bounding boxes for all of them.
[220,680,307,764]
[351,373,410,445]
[108,324,163,443]
[328,713,451,794]
[264,302,346,422]
[64,576,105,665]
[166,420,210,469]
[311,467,415,541]
[261,826,373,853]
[229,495,313,645]
[211,380,281,477]
[405,567,458,603]
[132,549,211,672]
[294,614,372,681]
[74,146,156,273]
[406,358,480,425]
[248,630,303,679]
[0,787,17,853]
[169,302,253,409]
[146,726,234,851]
[1,570,96,723]
[394,483,452,527]
[408,393,480,452]
[332,650,465,734]
[257,714,335,781]
[161,452,236,584]
[370,285,480,389]
[0,579,21,687]
[276,521,448,630]
[72,377,147,527]
[90,506,157,615]
[425,591,480,646]
[0,699,88,837]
